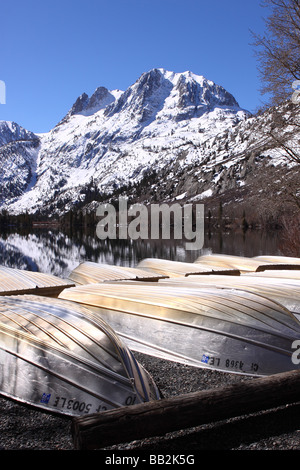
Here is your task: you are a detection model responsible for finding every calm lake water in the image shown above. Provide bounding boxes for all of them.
[0,227,284,278]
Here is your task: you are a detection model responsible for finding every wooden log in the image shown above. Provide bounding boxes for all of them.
[72,369,300,450]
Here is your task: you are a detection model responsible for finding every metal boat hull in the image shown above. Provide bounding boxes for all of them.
[59,283,300,377]
[137,258,240,277]
[156,274,300,318]
[194,254,300,273]
[68,261,166,285]
[0,295,160,417]
[0,265,74,296]
[253,255,300,265]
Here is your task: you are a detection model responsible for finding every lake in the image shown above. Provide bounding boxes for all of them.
[0,226,284,278]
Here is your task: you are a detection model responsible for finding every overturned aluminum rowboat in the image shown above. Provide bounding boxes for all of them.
[157,274,300,320]
[253,255,300,265]
[194,254,300,273]
[0,295,160,417]
[59,283,300,377]
[0,265,74,297]
[68,261,167,285]
[137,258,240,277]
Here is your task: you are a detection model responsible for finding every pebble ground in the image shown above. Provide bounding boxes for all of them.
[0,353,299,451]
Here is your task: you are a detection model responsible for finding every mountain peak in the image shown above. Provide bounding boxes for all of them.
[62,68,243,126]
[103,68,244,124]
[0,120,38,146]
[66,86,123,120]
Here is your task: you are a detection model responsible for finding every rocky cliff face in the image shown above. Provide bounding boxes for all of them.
[65,86,121,119]
[0,121,37,146]
[0,121,40,205]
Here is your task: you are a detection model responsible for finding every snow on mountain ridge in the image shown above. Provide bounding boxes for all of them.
[0,121,40,206]
[103,68,243,123]
[0,120,38,146]
[59,87,123,123]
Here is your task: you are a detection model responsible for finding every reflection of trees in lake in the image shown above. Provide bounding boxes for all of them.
[0,227,283,277]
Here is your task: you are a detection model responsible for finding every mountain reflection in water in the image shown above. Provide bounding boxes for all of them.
[0,228,282,278]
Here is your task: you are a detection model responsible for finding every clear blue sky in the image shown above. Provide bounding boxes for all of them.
[1,0,271,134]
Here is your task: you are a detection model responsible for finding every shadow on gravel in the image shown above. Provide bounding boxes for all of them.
[124,402,300,451]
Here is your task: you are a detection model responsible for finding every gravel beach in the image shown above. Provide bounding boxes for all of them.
[0,352,299,451]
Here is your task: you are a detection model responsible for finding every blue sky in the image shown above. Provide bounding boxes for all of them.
[1,0,270,134]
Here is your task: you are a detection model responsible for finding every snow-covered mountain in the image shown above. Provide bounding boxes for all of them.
[0,68,298,219]
[0,121,40,206]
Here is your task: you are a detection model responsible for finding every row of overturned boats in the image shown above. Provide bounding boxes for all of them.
[0,253,300,418]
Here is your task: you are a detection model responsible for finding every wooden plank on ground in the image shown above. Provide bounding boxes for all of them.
[72,369,300,450]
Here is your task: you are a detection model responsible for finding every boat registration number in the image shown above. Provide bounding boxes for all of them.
[201,354,259,373]
[40,393,137,414]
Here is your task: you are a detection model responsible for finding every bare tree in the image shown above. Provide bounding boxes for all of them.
[267,102,300,164]
[252,0,300,106]
[252,1,300,254]
[251,1,300,166]
[279,213,300,256]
